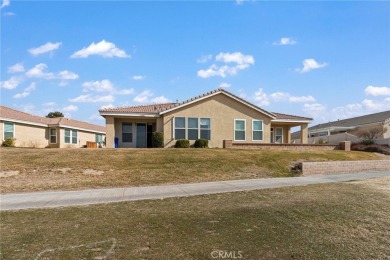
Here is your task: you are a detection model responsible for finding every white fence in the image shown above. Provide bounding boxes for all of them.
[294,132,359,145]
[374,138,390,146]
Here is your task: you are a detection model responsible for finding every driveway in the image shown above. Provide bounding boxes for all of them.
[1,172,389,211]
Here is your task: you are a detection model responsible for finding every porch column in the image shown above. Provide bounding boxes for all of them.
[286,127,291,143]
[106,116,115,148]
[300,123,308,144]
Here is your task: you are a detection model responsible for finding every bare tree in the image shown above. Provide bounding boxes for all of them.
[356,124,387,144]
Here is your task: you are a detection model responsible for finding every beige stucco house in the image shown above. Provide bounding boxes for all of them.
[99,89,312,148]
[0,105,105,148]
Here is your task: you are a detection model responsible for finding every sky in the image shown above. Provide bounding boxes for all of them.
[1,0,389,127]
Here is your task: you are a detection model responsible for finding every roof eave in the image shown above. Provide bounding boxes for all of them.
[99,112,160,118]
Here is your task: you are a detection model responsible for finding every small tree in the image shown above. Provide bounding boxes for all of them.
[356,124,387,144]
[46,111,64,118]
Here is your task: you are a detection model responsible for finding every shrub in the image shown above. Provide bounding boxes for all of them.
[361,139,374,145]
[194,139,208,148]
[351,143,390,155]
[152,132,164,148]
[175,139,190,148]
[1,138,16,147]
[317,138,328,144]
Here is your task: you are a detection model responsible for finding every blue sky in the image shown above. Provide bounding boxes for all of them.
[1,0,389,126]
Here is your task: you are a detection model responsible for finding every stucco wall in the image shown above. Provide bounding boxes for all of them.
[1,121,48,148]
[58,128,103,148]
[163,93,273,148]
[112,118,157,148]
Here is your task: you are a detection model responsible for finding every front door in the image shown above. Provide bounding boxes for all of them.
[136,123,147,148]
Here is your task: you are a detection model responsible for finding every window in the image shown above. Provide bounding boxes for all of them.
[65,129,71,143]
[200,118,211,140]
[96,134,104,144]
[234,119,246,141]
[174,117,185,139]
[275,127,283,143]
[122,123,132,143]
[50,128,57,144]
[64,129,77,144]
[187,118,198,140]
[252,120,263,141]
[3,122,14,140]
[72,130,78,144]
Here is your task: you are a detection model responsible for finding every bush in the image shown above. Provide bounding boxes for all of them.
[1,138,16,147]
[152,132,164,148]
[317,138,328,144]
[194,139,208,148]
[361,139,374,145]
[351,143,390,155]
[175,139,190,148]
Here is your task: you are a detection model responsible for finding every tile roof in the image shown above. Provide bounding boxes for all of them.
[0,105,105,133]
[99,103,176,114]
[272,112,313,121]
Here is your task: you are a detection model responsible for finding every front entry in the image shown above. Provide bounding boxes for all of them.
[136,123,147,148]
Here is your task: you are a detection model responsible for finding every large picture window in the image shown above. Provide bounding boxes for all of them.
[200,118,211,140]
[252,120,263,141]
[122,123,133,143]
[3,122,14,140]
[187,118,198,140]
[64,129,77,144]
[174,117,186,139]
[234,119,246,141]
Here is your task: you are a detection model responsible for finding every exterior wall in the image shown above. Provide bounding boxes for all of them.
[163,94,273,148]
[58,128,103,148]
[106,116,115,148]
[301,160,390,175]
[113,118,156,148]
[270,124,290,143]
[1,120,48,148]
[47,128,60,148]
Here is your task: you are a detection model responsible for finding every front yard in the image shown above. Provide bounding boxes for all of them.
[0,148,383,193]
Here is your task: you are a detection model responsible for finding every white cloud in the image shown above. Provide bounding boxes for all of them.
[0,76,24,89]
[25,63,54,79]
[197,52,255,78]
[43,102,56,107]
[151,96,170,103]
[8,63,24,73]
[117,88,135,95]
[69,94,114,103]
[82,80,115,93]
[254,89,270,106]
[196,54,212,63]
[4,11,15,16]
[100,104,114,110]
[218,82,231,88]
[71,40,130,58]
[364,85,390,96]
[269,92,289,102]
[289,95,316,103]
[62,105,78,112]
[57,70,79,80]
[13,82,36,99]
[131,75,145,80]
[303,103,327,118]
[28,42,62,56]
[133,90,153,103]
[296,59,327,73]
[273,37,297,46]
[1,0,10,9]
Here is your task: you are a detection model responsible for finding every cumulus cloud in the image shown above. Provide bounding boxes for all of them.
[273,37,297,46]
[71,40,130,58]
[151,96,170,103]
[296,59,327,73]
[13,82,36,99]
[62,105,78,112]
[1,0,10,9]
[197,52,255,78]
[253,89,316,107]
[254,89,270,106]
[82,80,115,93]
[117,88,135,95]
[0,76,24,89]
[69,94,114,103]
[131,75,145,80]
[364,85,390,96]
[28,42,62,56]
[25,63,79,80]
[133,90,153,103]
[8,63,24,73]
[57,70,79,80]
[196,54,213,63]
[218,82,231,88]
[100,104,115,110]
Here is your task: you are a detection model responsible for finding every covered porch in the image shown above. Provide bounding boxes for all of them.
[270,122,309,144]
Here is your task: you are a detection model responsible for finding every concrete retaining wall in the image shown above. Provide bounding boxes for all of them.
[301,160,390,175]
[228,142,338,151]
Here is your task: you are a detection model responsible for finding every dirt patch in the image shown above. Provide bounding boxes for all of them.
[83,169,104,176]
[0,170,19,178]
[57,168,72,174]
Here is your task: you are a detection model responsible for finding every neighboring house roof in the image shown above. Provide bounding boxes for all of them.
[0,105,106,133]
[99,88,312,122]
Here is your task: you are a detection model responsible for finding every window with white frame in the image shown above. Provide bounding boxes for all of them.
[174,117,186,139]
[122,123,132,143]
[64,129,78,144]
[252,120,263,141]
[50,128,57,144]
[200,118,211,140]
[275,127,283,143]
[187,118,198,140]
[96,134,104,144]
[234,119,246,141]
[3,122,14,140]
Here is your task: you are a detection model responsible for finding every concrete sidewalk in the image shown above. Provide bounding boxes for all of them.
[1,172,389,211]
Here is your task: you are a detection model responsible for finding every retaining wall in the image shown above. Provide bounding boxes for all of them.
[301,160,390,175]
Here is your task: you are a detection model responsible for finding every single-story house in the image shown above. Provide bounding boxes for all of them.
[99,88,313,148]
[0,105,106,148]
[292,110,390,144]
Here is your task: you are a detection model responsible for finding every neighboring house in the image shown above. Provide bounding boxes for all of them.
[0,105,106,148]
[99,88,312,148]
[292,110,390,144]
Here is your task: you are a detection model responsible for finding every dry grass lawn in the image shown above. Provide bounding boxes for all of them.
[1,177,389,259]
[0,147,383,193]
